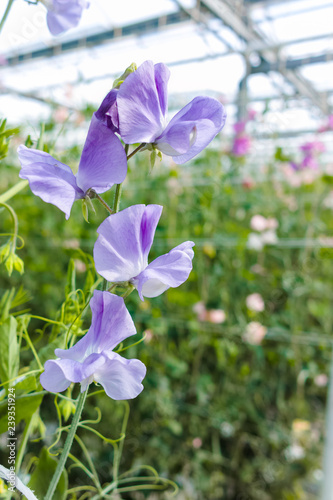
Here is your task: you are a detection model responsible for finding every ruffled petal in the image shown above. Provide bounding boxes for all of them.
[76,115,127,194]
[55,291,136,359]
[40,353,106,393]
[97,89,119,133]
[117,61,169,144]
[94,205,162,282]
[133,241,195,300]
[46,0,89,36]
[18,145,82,219]
[94,352,146,400]
[156,96,226,164]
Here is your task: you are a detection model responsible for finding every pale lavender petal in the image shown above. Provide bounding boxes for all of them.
[55,291,136,359]
[94,352,146,400]
[96,89,119,133]
[76,115,127,194]
[18,145,82,219]
[117,61,169,143]
[46,0,89,36]
[133,241,195,300]
[171,241,195,259]
[156,96,226,164]
[154,62,170,117]
[140,204,163,262]
[40,360,71,393]
[40,353,106,393]
[94,205,162,282]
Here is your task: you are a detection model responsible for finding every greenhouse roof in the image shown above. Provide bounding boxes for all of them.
[0,0,332,135]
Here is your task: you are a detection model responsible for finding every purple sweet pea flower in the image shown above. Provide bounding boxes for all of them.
[93,204,195,300]
[44,0,90,36]
[232,134,251,156]
[18,115,127,219]
[106,60,226,164]
[40,290,146,399]
[300,140,325,155]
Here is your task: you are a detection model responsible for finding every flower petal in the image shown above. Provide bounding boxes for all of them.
[94,205,162,282]
[133,241,195,300]
[40,353,105,393]
[76,115,127,194]
[96,89,119,132]
[94,352,146,400]
[156,96,226,164]
[56,291,137,361]
[46,0,89,36]
[18,145,82,219]
[117,60,170,144]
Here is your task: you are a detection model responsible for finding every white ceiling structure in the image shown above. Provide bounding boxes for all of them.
[0,0,332,156]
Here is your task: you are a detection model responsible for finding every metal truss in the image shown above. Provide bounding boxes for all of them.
[1,1,331,116]
[196,0,329,114]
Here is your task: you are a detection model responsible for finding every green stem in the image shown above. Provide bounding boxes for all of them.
[126,142,146,161]
[0,0,14,35]
[0,203,18,247]
[113,402,130,483]
[0,180,29,204]
[45,390,88,500]
[113,183,123,213]
[122,284,135,299]
[15,415,35,474]
[94,192,113,214]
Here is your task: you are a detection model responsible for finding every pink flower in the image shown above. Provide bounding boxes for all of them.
[192,437,203,449]
[300,141,325,154]
[206,309,226,324]
[193,301,207,322]
[233,121,246,134]
[265,218,278,230]
[232,134,251,156]
[314,374,328,387]
[246,293,264,312]
[250,215,267,232]
[243,322,267,345]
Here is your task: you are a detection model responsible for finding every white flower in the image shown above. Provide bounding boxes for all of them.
[247,233,264,251]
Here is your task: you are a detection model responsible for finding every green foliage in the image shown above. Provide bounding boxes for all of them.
[0,119,19,161]
[28,447,68,500]
[0,115,332,499]
[0,316,19,384]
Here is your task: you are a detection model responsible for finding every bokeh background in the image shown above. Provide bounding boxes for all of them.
[1,1,333,499]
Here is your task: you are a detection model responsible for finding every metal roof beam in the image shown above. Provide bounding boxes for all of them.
[2,11,190,67]
[199,0,329,114]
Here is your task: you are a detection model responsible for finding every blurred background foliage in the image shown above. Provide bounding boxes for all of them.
[0,111,333,500]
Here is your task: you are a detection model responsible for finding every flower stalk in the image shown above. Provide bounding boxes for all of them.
[45,389,88,500]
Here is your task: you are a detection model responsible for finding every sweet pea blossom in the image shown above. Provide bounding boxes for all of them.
[18,115,127,219]
[246,293,265,312]
[94,204,194,300]
[232,134,251,156]
[43,0,90,36]
[243,322,267,345]
[40,291,146,399]
[105,60,226,163]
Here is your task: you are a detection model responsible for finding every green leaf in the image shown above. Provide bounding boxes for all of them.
[0,393,43,434]
[0,316,19,384]
[65,259,76,297]
[322,174,333,185]
[28,447,68,500]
